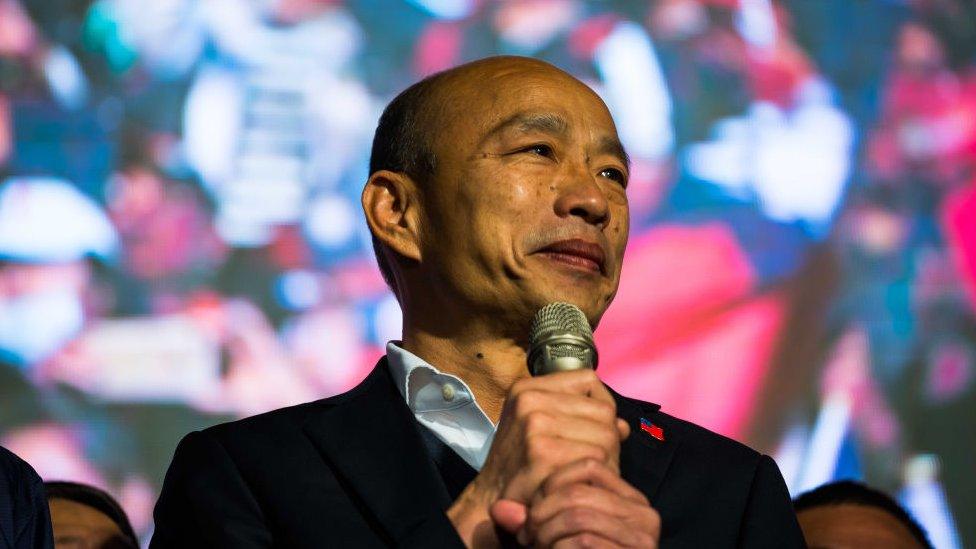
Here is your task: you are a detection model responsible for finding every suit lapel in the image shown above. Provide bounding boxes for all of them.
[302,359,452,543]
[611,389,681,503]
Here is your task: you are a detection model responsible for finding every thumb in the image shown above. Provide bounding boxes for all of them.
[617,418,631,440]
[489,498,527,533]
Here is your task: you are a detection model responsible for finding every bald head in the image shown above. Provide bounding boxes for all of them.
[369,56,582,181]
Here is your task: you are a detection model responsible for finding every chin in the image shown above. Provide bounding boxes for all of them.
[527,285,611,326]
[513,259,618,324]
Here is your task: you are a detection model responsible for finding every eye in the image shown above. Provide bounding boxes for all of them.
[599,167,628,187]
[521,144,554,158]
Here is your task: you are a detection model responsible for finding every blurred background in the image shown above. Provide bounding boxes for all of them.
[0,0,973,545]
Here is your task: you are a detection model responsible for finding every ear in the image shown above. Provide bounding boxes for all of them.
[361,170,423,263]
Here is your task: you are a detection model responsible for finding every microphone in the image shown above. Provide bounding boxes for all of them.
[527,302,598,376]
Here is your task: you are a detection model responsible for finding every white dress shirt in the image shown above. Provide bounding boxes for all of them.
[386,342,497,470]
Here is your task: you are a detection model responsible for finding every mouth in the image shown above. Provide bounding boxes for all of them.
[534,239,607,275]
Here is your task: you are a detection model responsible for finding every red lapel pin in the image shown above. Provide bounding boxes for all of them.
[640,418,665,441]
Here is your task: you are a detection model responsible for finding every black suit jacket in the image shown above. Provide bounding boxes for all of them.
[0,446,53,549]
[150,360,804,548]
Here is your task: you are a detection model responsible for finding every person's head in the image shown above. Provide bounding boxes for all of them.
[45,481,138,549]
[794,480,932,549]
[363,56,630,341]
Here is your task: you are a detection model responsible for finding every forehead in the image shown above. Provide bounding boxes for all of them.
[798,505,922,548]
[49,498,119,529]
[438,63,619,145]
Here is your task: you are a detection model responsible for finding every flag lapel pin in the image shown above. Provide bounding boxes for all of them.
[639,418,664,441]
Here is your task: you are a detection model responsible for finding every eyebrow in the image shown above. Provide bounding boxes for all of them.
[481,112,569,143]
[481,111,631,169]
[596,136,631,171]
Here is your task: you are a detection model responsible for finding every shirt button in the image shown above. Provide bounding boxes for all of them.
[441,383,456,402]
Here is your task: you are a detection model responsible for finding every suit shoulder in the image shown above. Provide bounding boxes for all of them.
[615,393,763,469]
[659,411,759,460]
[200,368,381,446]
[201,399,321,442]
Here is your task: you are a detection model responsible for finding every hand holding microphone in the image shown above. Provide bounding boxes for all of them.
[448,303,658,547]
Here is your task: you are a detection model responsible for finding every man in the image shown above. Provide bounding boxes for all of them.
[45,481,139,549]
[151,56,803,547]
[794,480,931,549]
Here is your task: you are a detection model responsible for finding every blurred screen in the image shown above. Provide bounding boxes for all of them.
[1,0,973,545]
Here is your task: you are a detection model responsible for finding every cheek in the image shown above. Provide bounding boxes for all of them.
[608,209,630,274]
[611,205,629,240]
[505,183,542,223]
[451,163,558,268]
[463,171,546,228]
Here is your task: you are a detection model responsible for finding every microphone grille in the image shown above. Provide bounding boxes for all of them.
[529,302,593,348]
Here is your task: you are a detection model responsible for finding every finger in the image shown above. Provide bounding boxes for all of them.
[509,369,616,406]
[506,388,619,430]
[518,412,622,464]
[616,418,630,440]
[489,499,527,534]
[501,436,616,501]
[540,459,648,507]
[529,481,649,531]
[552,533,620,549]
[534,505,648,548]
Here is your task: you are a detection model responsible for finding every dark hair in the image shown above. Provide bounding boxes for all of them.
[45,480,139,548]
[794,480,932,548]
[367,70,453,296]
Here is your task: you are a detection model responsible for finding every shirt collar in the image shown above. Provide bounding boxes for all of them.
[386,341,481,414]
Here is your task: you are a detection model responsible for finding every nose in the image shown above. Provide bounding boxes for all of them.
[553,168,611,228]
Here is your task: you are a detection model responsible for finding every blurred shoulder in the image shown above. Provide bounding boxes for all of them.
[0,445,43,493]
[0,446,52,549]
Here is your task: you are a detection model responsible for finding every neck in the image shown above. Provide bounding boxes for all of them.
[400,321,530,424]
